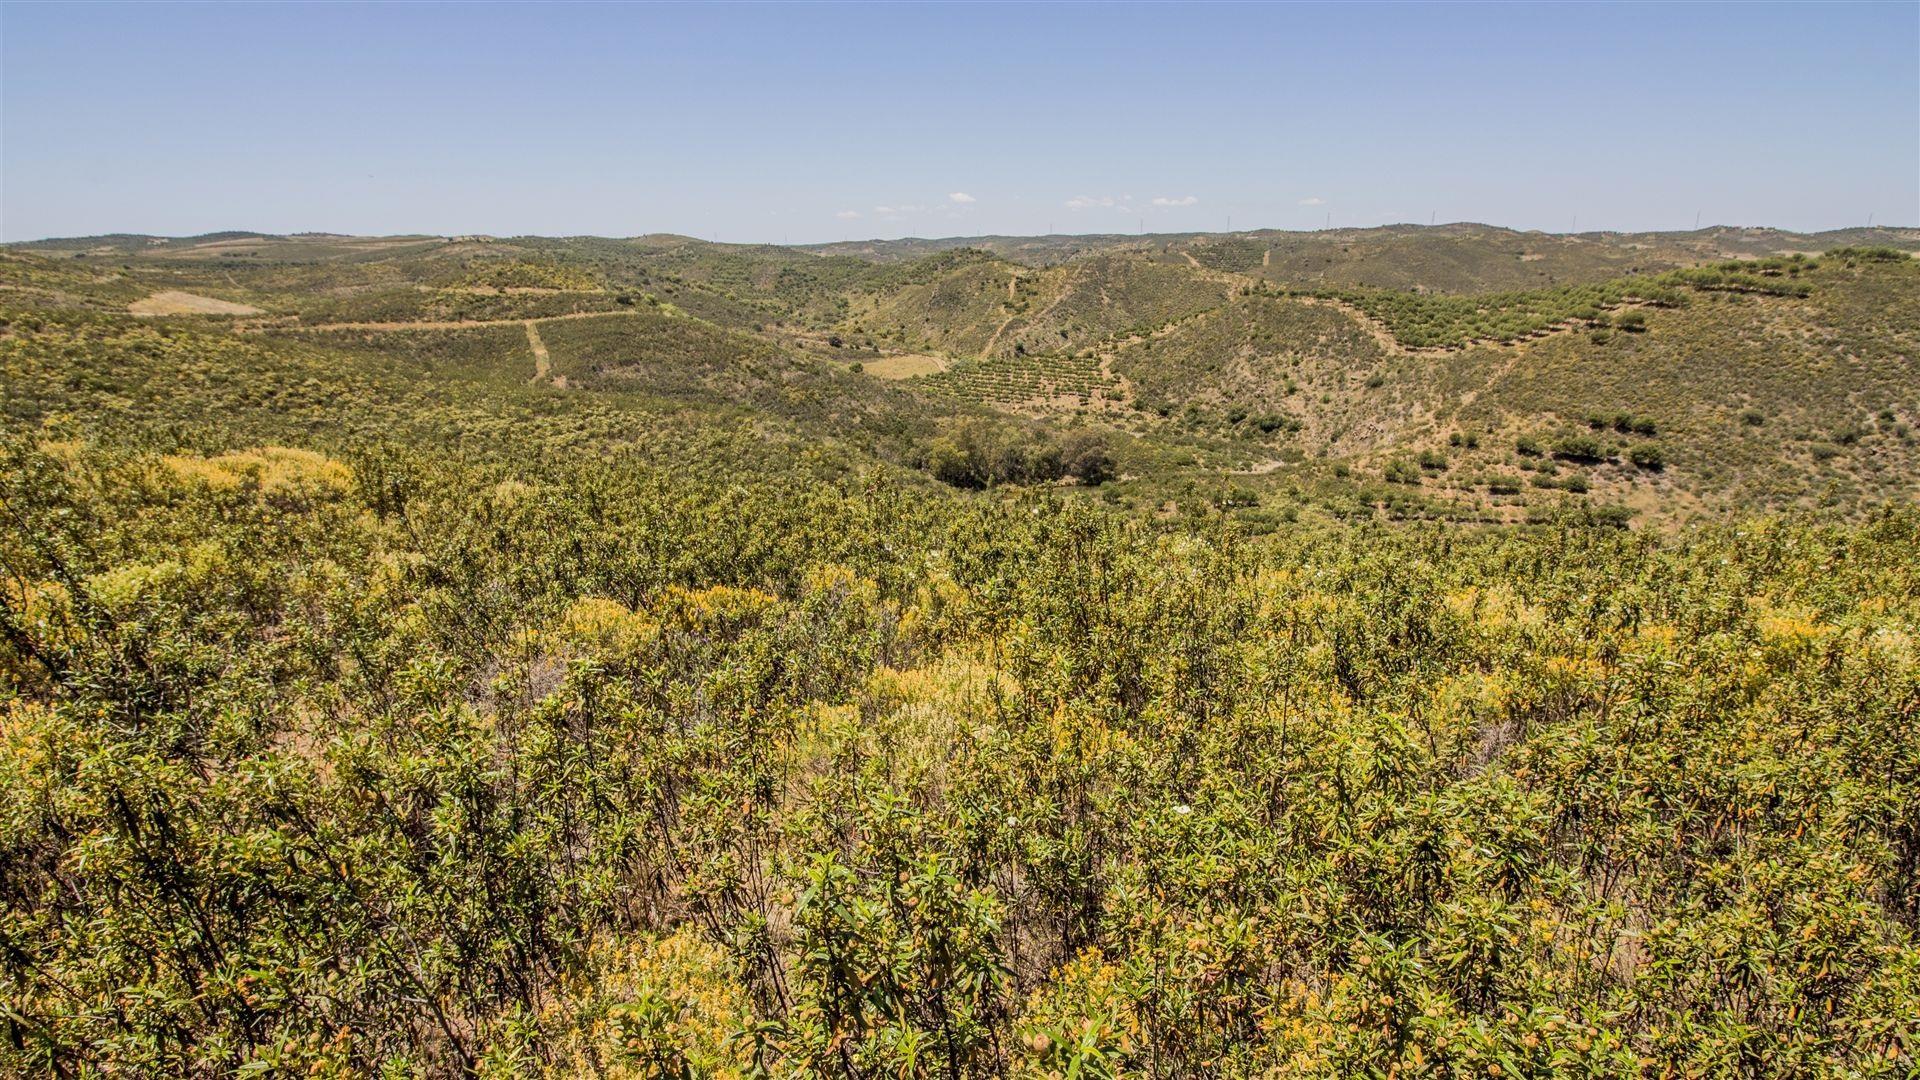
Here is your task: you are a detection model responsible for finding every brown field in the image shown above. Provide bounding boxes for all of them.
[129,290,263,316]
[861,353,949,379]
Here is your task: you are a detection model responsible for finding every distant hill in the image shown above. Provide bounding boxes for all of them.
[5,224,1914,525]
[806,223,1920,292]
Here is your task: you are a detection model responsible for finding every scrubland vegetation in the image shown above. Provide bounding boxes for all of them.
[2,224,1917,1076]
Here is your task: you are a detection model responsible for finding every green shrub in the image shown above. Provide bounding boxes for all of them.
[1383,457,1422,484]
[1551,433,1608,463]
[1825,245,1909,263]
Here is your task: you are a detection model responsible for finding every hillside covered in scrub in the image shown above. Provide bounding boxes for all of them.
[6,224,1915,528]
[2,225,1918,1077]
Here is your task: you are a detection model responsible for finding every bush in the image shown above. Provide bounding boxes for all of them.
[924,421,1113,489]
[1628,443,1666,470]
[1551,433,1607,463]
[1220,484,1260,509]
[1383,457,1423,484]
[1059,430,1115,486]
[1826,246,1908,263]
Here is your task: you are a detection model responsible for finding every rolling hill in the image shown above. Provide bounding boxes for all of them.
[4,225,1915,528]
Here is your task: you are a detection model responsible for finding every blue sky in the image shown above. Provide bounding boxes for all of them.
[3,2,1915,242]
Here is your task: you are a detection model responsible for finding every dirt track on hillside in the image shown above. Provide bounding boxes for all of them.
[246,309,641,334]
[525,321,551,380]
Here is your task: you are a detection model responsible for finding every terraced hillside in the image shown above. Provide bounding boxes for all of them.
[921,350,1115,410]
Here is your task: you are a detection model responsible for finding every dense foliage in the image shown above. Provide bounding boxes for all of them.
[2,432,1916,1077]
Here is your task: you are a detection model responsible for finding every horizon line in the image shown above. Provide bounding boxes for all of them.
[8,220,1916,249]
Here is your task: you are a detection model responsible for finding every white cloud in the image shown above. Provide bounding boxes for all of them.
[1298,196,1326,207]
[835,210,861,220]
[873,204,926,217]
[1151,195,1199,207]
[948,192,976,204]
[1065,194,1131,212]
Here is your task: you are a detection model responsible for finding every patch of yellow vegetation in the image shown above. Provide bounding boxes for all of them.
[1753,600,1834,649]
[544,926,754,1078]
[1444,584,1542,630]
[1544,655,1603,680]
[488,479,534,506]
[868,653,1015,713]
[159,447,351,495]
[34,439,85,463]
[1245,568,1304,624]
[2,577,69,635]
[844,650,1022,797]
[129,290,263,316]
[656,583,781,631]
[1756,613,1829,645]
[1631,623,1680,655]
[557,585,783,659]
[558,596,660,655]
[1014,949,1142,1067]
[81,542,227,615]
[85,560,187,614]
[1427,670,1511,726]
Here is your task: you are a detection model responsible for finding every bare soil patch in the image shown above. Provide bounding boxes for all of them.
[131,291,263,317]
[862,353,949,379]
